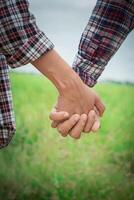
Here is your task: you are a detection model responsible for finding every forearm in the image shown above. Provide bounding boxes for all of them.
[31,49,83,94]
[32,49,105,119]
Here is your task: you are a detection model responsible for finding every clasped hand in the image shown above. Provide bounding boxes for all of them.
[32,49,105,139]
[49,81,105,139]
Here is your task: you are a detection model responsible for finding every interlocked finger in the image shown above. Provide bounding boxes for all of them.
[57,114,80,137]
[69,114,87,139]
[83,110,96,133]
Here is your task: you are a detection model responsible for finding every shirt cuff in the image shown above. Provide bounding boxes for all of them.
[72,54,106,87]
[0,124,16,149]
[7,31,54,68]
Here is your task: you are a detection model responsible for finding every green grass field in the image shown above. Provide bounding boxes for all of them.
[0,72,134,200]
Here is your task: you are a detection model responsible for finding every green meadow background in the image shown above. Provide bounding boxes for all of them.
[0,72,134,200]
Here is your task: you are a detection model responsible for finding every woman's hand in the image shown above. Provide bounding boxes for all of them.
[50,106,101,139]
[49,82,104,139]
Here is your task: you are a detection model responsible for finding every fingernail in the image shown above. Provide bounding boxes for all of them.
[83,114,87,121]
[75,115,79,121]
[64,112,69,117]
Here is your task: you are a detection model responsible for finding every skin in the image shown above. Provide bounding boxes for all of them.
[32,49,105,139]
[50,107,101,139]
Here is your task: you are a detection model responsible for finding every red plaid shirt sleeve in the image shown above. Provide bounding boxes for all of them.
[73,0,134,87]
[0,55,16,149]
[0,0,54,148]
[0,0,54,68]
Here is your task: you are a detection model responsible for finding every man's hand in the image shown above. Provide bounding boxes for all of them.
[55,82,104,117]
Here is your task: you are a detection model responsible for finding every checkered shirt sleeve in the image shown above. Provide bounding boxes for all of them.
[0,54,16,149]
[73,0,134,87]
[0,0,54,68]
[0,0,54,148]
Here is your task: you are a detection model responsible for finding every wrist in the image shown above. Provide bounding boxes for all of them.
[32,49,83,94]
[58,71,83,96]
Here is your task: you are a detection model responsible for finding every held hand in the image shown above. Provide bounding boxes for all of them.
[32,49,105,138]
[50,106,101,139]
[49,82,104,139]
[55,82,105,117]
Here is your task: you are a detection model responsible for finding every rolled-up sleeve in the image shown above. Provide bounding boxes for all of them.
[0,0,54,148]
[0,0,54,68]
[72,0,134,87]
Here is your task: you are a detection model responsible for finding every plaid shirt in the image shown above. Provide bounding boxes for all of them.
[0,0,54,148]
[73,0,134,86]
[0,0,134,148]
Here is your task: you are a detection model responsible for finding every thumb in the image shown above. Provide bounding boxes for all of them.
[49,103,58,120]
[95,96,105,117]
[49,104,69,121]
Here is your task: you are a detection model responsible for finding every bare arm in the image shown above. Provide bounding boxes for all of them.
[32,49,105,138]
